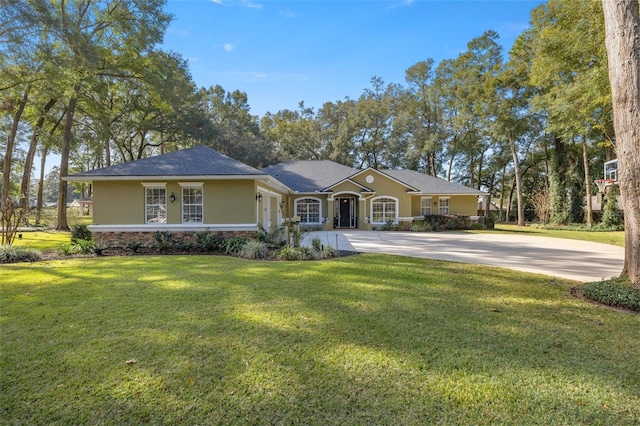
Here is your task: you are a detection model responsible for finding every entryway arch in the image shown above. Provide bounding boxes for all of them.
[331,191,361,229]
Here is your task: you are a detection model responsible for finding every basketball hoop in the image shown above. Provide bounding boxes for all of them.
[594,179,615,193]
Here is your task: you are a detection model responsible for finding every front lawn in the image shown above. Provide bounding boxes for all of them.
[1,255,639,424]
[12,230,71,251]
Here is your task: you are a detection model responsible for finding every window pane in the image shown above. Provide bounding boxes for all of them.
[296,198,320,223]
[372,199,395,223]
[439,198,449,215]
[182,187,203,223]
[421,198,432,216]
[146,188,166,223]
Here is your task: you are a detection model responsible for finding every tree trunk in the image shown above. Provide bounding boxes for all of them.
[35,145,48,226]
[20,98,57,225]
[105,140,111,167]
[498,164,506,222]
[549,135,568,225]
[483,172,493,217]
[36,109,66,226]
[1,88,29,245]
[581,134,593,226]
[602,0,640,286]
[509,131,525,227]
[2,88,29,209]
[56,88,79,231]
[506,179,516,222]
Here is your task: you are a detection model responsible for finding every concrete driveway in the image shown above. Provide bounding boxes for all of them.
[303,230,624,283]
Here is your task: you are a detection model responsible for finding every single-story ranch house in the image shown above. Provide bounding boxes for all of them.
[66,146,487,243]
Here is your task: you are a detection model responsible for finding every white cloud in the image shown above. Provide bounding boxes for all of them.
[224,43,235,52]
[243,1,262,9]
[211,0,262,8]
[388,0,415,9]
[216,71,310,83]
[279,8,297,19]
[167,28,190,38]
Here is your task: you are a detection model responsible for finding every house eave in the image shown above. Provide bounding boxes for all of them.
[64,174,272,183]
[416,192,488,196]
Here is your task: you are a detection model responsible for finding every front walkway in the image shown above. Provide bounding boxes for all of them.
[303,230,624,283]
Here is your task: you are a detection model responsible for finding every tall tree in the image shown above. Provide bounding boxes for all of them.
[495,33,536,226]
[602,0,640,286]
[198,85,271,167]
[3,0,171,230]
[352,77,396,169]
[529,0,612,225]
[397,59,443,175]
[1,87,29,244]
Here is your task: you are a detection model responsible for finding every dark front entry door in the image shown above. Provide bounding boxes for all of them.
[336,197,356,228]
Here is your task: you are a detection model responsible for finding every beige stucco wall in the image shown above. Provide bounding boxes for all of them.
[92,179,260,225]
[207,180,256,224]
[449,195,479,216]
[350,171,414,221]
[93,181,143,225]
[410,195,479,217]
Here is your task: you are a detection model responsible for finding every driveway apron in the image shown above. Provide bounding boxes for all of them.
[304,231,624,283]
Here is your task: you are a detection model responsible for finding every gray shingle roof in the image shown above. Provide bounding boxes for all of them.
[70,146,264,178]
[381,169,486,195]
[262,160,355,192]
[263,159,486,195]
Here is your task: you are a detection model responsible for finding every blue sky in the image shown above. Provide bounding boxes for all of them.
[162,0,543,117]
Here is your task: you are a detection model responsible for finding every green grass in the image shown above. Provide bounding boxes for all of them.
[470,224,625,247]
[12,230,71,251]
[1,255,639,424]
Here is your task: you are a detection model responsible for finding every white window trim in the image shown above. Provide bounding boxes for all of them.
[370,196,399,225]
[180,183,204,224]
[439,196,451,215]
[142,182,168,224]
[421,196,433,216]
[295,197,322,224]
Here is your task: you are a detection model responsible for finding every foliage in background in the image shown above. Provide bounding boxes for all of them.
[601,186,622,228]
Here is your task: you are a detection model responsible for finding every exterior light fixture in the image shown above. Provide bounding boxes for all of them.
[170,192,176,203]
[256,193,263,202]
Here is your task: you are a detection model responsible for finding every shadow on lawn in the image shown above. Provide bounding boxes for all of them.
[2,255,639,424]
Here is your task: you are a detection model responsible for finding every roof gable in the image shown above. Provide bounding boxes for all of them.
[69,146,264,179]
[326,178,374,193]
[349,168,420,192]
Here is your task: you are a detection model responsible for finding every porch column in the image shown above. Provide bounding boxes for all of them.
[327,198,335,229]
